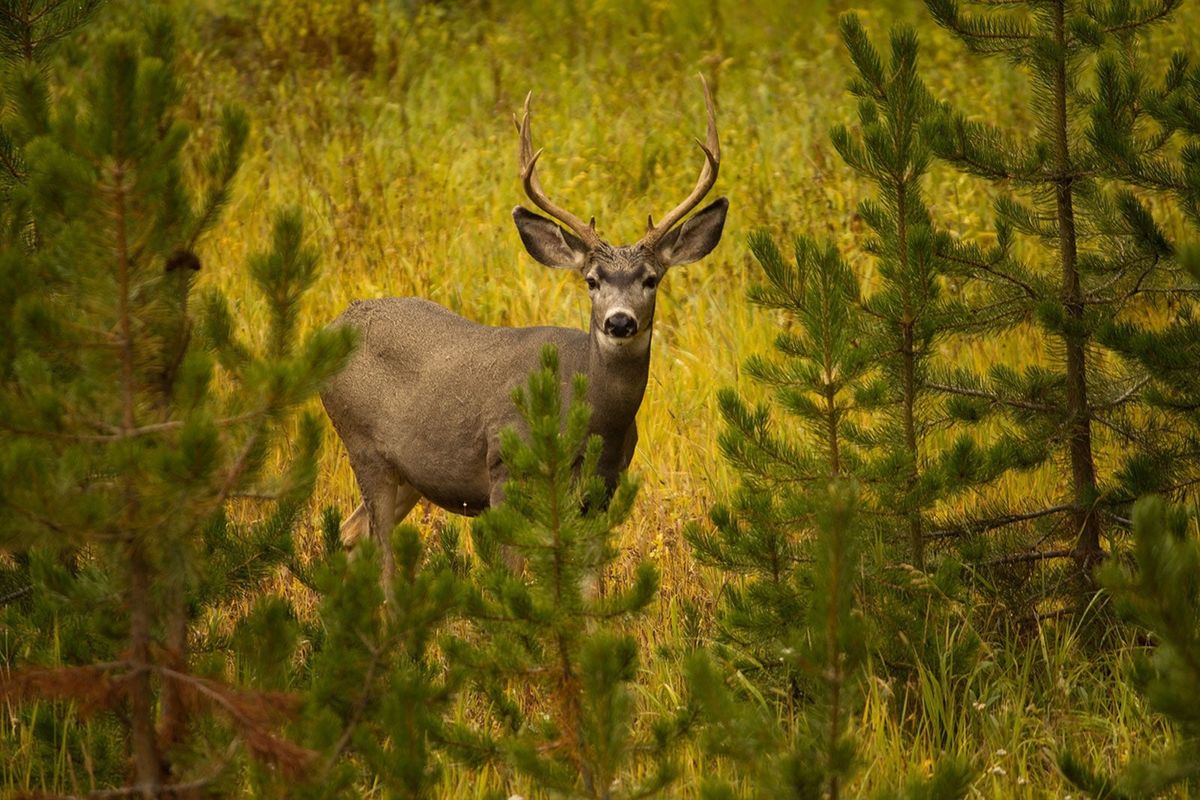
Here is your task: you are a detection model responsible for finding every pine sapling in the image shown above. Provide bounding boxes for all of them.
[280,513,466,800]
[461,345,681,800]
[688,481,974,800]
[923,0,1198,571]
[687,231,870,688]
[690,13,984,721]
[832,15,967,572]
[0,21,355,796]
[1061,496,1200,797]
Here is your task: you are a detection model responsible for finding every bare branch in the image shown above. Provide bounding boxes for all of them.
[974,547,1075,567]
[928,504,1073,539]
[927,381,1056,413]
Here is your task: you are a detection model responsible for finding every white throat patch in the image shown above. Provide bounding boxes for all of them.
[597,327,651,354]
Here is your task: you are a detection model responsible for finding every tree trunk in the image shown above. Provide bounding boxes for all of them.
[901,321,925,570]
[1051,0,1102,567]
[126,540,164,797]
[897,169,924,569]
[825,381,841,477]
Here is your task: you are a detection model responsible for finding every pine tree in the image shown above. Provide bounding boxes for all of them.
[922,0,1196,568]
[686,16,986,797]
[687,231,870,685]
[1089,24,1200,497]
[687,481,974,800]
[271,511,467,800]
[1060,496,1200,797]
[688,10,988,714]
[783,479,868,800]
[1058,43,1200,771]
[831,15,976,572]
[0,17,354,796]
[459,345,684,800]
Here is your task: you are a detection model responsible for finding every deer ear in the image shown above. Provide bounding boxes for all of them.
[654,197,728,267]
[513,207,589,269]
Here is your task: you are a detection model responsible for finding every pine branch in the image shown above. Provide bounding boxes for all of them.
[60,740,242,800]
[319,634,387,776]
[1097,0,1183,35]
[0,125,26,182]
[0,409,269,443]
[927,504,1072,539]
[974,547,1075,567]
[928,381,1057,413]
[926,0,1034,52]
[157,666,315,777]
[940,247,1040,299]
[1096,376,1151,410]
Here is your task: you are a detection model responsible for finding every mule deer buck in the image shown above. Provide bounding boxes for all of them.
[321,77,727,592]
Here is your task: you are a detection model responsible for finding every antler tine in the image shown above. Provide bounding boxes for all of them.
[517,93,603,248]
[639,74,721,249]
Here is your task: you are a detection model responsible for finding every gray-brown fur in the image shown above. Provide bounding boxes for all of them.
[320,77,727,593]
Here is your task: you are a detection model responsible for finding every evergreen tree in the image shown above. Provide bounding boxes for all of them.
[459,346,684,799]
[1060,496,1200,797]
[687,17,986,798]
[687,481,974,800]
[1089,26,1200,497]
[688,11,984,716]
[271,511,467,800]
[0,19,354,796]
[1056,46,1200,767]
[779,479,867,800]
[831,15,973,572]
[687,231,870,685]
[922,0,1196,567]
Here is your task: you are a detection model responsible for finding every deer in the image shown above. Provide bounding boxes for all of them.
[320,77,727,594]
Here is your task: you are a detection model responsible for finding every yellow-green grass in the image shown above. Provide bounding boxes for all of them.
[186,0,1193,796]
[7,0,1198,796]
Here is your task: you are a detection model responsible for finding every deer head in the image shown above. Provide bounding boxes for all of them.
[512,76,728,351]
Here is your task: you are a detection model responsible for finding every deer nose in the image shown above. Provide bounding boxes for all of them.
[604,312,638,338]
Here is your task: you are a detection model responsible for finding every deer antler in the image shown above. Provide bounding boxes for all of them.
[516,93,604,249]
[638,75,720,249]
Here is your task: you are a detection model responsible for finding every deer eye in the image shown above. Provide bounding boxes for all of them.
[643,276,658,290]
[585,276,598,291]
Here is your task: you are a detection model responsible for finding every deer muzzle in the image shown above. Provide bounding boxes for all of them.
[603,311,638,339]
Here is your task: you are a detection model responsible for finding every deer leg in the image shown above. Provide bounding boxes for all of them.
[369,488,398,603]
[393,484,422,524]
[344,481,423,610]
[339,503,370,548]
[347,455,403,602]
[485,434,508,511]
[341,484,422,550]
[486,450,526,575]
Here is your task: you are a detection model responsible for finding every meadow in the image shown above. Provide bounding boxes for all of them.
[4,0,1199,796]
[188,0,1194,796]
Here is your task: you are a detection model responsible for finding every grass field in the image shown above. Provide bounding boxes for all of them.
[9,0,1195,796]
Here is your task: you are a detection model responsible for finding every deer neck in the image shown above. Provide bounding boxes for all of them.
[585,323,652,432]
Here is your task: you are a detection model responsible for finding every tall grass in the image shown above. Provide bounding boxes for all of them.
[180,0,1196,795]
[181,0,1027,583]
